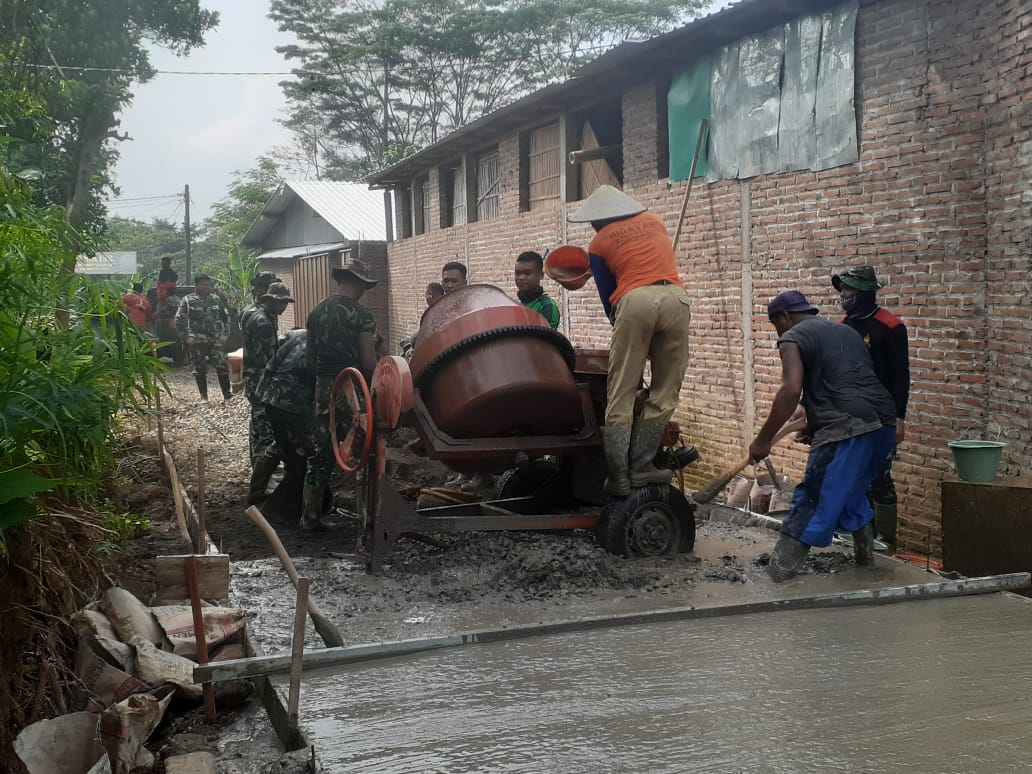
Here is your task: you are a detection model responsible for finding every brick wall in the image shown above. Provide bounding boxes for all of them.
[383,0,1032,557]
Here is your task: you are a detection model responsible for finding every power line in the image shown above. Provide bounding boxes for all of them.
[108,193,182,203]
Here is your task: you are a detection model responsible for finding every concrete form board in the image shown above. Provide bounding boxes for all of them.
[281,592,1032,772]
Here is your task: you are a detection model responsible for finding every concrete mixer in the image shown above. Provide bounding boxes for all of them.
[330,284,699,573]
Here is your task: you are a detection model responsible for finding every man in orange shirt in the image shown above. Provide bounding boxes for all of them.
[568,185,691,496]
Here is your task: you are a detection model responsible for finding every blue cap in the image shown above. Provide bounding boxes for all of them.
[768,290,818,317]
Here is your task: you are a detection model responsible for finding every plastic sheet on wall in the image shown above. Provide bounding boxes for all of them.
[705,0,858,181]
[815,4,859,170]
[667,55,711,182]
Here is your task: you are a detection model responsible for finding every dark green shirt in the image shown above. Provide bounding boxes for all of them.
[306,295,376,413]
[258,330,312,415]
[519,288,560,329]
[242,306,279,401]
[174,293,229,342]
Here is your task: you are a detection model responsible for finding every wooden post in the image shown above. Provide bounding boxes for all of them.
[671,118,709,256]
[196,448,206,554]
[155,386,164,455]
[185,555,218,722]
[288,577,310,724]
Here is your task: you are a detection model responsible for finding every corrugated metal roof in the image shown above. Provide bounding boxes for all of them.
[254,241,350,261]
[242,181,387,246]
[366,0,842,185]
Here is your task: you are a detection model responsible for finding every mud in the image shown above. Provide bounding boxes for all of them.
[285,593,1032,772]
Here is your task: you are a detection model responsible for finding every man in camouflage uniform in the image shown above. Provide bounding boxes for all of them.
[303,261,379,530]
[174,274,233,402]
[250,328,313,516]
[239,271,280,332]
[244,283,294,503]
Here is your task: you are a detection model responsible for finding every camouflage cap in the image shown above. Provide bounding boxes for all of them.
[252,271,281,290]
[832,265,885,292]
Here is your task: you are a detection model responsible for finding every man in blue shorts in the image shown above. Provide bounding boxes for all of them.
[749,290,897,582]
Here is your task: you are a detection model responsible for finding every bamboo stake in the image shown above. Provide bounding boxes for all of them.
[288,577,310,724]
[185,555,218,723]
[671,118,709,256]
[196,448,207,554]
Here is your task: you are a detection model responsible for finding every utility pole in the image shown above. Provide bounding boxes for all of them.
[184,184,192,284]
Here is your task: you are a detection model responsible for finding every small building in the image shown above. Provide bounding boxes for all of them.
[367,0,1032,556]
[241,181,390,339]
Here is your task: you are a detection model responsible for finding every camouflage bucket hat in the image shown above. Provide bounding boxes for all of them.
[252,271,281,290]
[261,282,294,302]
[832,265,885,292]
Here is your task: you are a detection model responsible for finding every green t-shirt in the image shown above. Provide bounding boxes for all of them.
[521,289,560,329]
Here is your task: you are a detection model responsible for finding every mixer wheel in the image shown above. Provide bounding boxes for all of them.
[597,484,696,557]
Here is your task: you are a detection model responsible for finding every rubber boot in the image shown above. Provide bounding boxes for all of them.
[193,374,209,402]
[873,501,897,547]
[218,373,234,401]
[300,484,326,531]
[852,521,875,566]
[246,457,279,505]
[628,417,674,488]
[767,534,810,582]
[601,425,632,497]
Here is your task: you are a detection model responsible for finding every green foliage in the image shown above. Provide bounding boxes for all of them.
[102,502,150,541]
[0,1,219,230]
[270,0,707,177]
[0,161,167,552]
[101,216,187,282]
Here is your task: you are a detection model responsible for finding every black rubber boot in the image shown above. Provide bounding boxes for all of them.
[300,484,326,531]
[768,534,810,582]
[218,373,234,400]
[247,457,279,505]
[873,502,897,547]
[852,521,875,566]
[193,374,209,402]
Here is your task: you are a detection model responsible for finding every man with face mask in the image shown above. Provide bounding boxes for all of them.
[832,266,910,548]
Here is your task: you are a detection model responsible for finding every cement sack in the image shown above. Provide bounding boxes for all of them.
[73,637,150,713]
[151,605,250,659]
[14,711,111,774]
[99,685,174,774]
[99,588,171,651]
[130,636,202,700]
[74,606,119,642]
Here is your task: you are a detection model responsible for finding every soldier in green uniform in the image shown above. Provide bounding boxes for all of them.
[303,261,379,530]
[250,328,313,516]
[239,271,281,332]
[244,283,294,503]
[174,274,233,402]
[514,251,561,329]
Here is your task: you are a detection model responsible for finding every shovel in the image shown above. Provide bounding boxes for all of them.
[245,505,345,647]
[692,418,807,505]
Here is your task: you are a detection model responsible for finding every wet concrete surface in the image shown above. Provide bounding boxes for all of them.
[231,519,938,654]
[281,592,1032,773]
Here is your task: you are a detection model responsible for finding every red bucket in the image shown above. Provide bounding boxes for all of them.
[545,245,591,290]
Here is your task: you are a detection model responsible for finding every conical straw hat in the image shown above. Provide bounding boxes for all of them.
[567,185,646,223]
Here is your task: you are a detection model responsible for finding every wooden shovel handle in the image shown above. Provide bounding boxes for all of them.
[692,418,807,505]
[245,506,344,648]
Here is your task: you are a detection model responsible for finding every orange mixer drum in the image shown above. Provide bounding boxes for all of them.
[408,285,583,439]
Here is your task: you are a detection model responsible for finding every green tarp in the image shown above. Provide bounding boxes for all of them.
[667,56,711,182]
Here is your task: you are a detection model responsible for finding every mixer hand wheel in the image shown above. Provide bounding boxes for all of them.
[329,367,374,473]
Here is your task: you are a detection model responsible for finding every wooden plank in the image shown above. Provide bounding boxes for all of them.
[164,752,217,774]
[154,554,230,602]
[194,573,1031,683]
[942,479,1032,576]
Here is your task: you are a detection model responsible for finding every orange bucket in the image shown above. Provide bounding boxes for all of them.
[545,245,591,290]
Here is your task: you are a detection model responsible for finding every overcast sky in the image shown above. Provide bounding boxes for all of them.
[106,0,295,224]
[106,0,731,226]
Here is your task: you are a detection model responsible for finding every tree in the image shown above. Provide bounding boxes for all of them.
[0,1,218,320]
[100,216,187,281]
[269,0,707,178]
